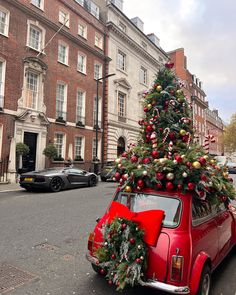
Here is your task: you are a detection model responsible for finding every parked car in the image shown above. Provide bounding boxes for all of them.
[100,162,116,182]
[86,187,236,295]
[227,162,236,174]
[20,167,98,192]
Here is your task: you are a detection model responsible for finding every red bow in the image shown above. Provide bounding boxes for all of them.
[107,201,165,247]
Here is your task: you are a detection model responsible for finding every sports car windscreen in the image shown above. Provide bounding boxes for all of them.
[114,192,181,227]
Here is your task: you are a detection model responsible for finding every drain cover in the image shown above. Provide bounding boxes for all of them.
[0,264,38,294]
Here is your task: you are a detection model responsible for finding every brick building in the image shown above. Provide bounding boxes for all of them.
[205,108,224,156]
[168,48,208,145]
[0,0,109,181]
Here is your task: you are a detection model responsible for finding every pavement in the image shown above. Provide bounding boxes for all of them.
[0,182,23,193]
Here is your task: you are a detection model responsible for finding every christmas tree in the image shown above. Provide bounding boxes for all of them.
[94,64,235,291]
[114,63,235,204]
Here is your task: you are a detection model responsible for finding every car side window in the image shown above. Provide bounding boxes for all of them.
[67,169,82,174]
[192,199,216,225]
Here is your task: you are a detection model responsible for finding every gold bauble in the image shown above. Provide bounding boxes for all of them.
[156,85,162,92]
[115,158,121,164]
[147,104,152,109]
[179,129,187,136]
[124,185,132,193]
[210,159,216,165]
[203,155,209,160]
[192,161,201,169]
[223,172,229,178]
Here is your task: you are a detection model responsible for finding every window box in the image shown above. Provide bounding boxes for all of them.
[56,116,66,123]
[74,156,84,162]
[76,121,85,127]
[53,156,64,161]
[93,124,101,130]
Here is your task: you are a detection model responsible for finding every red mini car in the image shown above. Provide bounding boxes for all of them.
[86,188,236,295]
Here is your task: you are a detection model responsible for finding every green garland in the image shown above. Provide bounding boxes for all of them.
[95,217,147,290]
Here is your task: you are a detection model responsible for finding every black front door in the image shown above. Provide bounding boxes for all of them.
[23,132,37,172]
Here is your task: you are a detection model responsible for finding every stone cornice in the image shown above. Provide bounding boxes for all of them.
[7,0,110,61]
[191,95,209,109]
[108,119,139,132]
[107,21,164,68]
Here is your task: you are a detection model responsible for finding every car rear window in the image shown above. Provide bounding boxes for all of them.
[114,192,181,228]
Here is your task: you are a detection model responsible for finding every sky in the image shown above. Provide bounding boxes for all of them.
[123,0,236,123]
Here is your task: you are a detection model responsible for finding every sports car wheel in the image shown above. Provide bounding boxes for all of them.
[50,177,63,192]
[197,265,211,295]
[88,176,97,187]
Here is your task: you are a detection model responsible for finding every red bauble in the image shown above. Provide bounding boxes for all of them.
[111,254,116,260]
[122,152,128,158]
[146,125,153,132]
[136,258,141,264]
[143,157,151,164]
[129,238,136,244]
[145,135,151,142]
[175,155,183,163]
[200,174,207,182]
[156,172,165,180]
[177,184,182,190]
[137,179,144,188]
[151,150,159,159]
[187,182,195,190]
[182,135,189,142]
[144,107,149,112]
[114,172,121,181]
[100,269,106,275]
[186,162,192,168]
[199,157,206,166]
[130,155,138,163]
[169,131,176,140]
[159,128,163,133]
[121,223,127,229]
[156,183,162,189]
[108,280,113,285]
[165,62,174,69]
[166,182,174,190]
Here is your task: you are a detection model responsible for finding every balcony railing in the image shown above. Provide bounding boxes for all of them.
[56,110,67,123]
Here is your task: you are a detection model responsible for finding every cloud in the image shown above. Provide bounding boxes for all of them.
[123,0,236,122]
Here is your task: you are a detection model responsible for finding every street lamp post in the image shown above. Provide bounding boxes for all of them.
[94,73,115,175]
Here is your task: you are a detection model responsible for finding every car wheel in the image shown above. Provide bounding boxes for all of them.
[197,265,211,295]
[100,176,106,182]
[50,177,63,192]
[89,176,97,187]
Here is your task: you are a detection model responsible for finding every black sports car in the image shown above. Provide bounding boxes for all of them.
[19,167,98,192]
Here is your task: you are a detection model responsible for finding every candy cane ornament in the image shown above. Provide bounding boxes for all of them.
[150,132,158,149]
[203,134,215,154]
[163,128,170,143]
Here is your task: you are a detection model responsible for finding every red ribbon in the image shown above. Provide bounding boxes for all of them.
[107,201,165,247]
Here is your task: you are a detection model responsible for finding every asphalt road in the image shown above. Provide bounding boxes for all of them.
[0,180,236,295]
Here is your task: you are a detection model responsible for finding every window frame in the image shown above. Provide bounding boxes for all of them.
[78,22,87,39]
[93,95,102,128]
[92,138,101,161]
[24,70,39,110]
[59,8,70,27]
[118,91,126,118]
[140,66,147,85]
[27,20,45,53]
[77,52,87,74]
[58,41,69,66]
[0,58,6,109]
[56,82,67,121]
[76,89,86,125]
[94,62,102,80]
[117,49,126,72]
[95,33,103,49]
[30,0,44,10]
[74,136,85,160]
[0,5,10,37]
[54,133,65,159]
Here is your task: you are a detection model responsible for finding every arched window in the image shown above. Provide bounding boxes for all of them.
[117,137,125,156]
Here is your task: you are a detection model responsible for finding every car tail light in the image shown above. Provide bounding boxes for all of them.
[88,232,95,252]
[171,255,184,281]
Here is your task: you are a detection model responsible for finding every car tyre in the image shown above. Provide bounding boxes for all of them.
[91,263,101,274]
[50,177,63,192]
[197,264,211,295]
[88,176,97,187]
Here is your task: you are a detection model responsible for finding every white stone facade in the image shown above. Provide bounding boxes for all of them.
[105,2,168,161]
